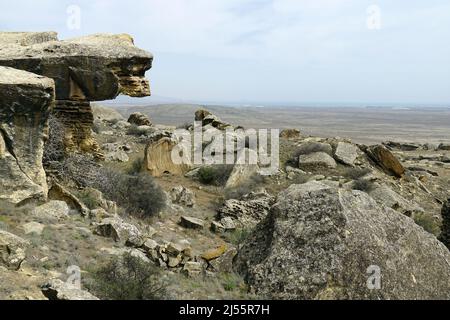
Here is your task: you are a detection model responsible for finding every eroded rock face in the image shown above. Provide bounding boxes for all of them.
[439,199,450,249]
[143,136,191,177]
[235,182,450,300]
[365,145,405,178]
[0,32,153,157]
[0,66,54,204]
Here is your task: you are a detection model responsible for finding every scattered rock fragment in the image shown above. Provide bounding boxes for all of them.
[0,230,29,270]
[180,216,205,230]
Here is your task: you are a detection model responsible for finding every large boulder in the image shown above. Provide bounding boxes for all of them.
[225,149,260,189]
[365,145,405,178]
[334,142,360,166]
[94,217,144,245]
[128,112,152,126]
[0,32,152,157]
[41,279,99,300]
[143,136,191,177]
[217,190,274,229]
[0,66,54,204]
[299,152,337,170]
[235,182,450,300]
[0,230,29,270]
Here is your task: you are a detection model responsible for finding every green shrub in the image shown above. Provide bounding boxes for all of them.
[198,165,234,186]
[226,228,251,246]
[127,157,144,175]
[87,252,167,300]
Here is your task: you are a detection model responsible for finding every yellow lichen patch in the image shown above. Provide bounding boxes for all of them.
[201,244,227,261]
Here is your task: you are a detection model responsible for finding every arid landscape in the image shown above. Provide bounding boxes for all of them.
[1,3,450,304]
[113,103,450,145]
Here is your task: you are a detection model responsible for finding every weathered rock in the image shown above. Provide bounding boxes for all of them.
[280,129,301,139]
[208,247,237,273]
[0,32,152,157]
[47,181,89,216]
[365,145,405,178]
[94,217,142,244]
[369,184,424,217]
[92,104,124,123]
[438,143,450,151]
[235,182,450,299]
[201,244,228,262]
[439,199,450,249]
[33,201,70,221]
[170,186,196,207]
[143,136,191,177]
[299,152,337,170]
[334,142,360,166]
[210,219,236,233]
[217,193,273,229]
[128,112,152,126]
[180,216,205,230]
[0,66,54,204]
[183,261,203,277]
[41,279,99,300]
[105,150,129,162]
[0,230,29,270]
[78,187,117,215]
[383,141,420,151]
[225,149,260,189]
[195,109,231,130]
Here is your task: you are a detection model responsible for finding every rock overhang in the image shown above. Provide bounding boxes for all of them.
[0,32,153,100]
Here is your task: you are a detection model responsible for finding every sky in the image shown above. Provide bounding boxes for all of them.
[1,0,450,106]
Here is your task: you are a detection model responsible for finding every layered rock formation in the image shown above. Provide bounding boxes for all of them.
[235,182,450,299]
[0,32,152,158]
[0,66,54,204]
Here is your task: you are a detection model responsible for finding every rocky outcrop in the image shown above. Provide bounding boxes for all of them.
[235,182,450,300]
[299,152,337,170]
[170,186,196,207]
[0,32,152,157]
[0,230,29,270]
[280,129,301,139]
[217,190,274,229]
[128,112,152,126]
[334,142,360,166]
[365,145,405,178]
[225,149,260,188]
[195,109,231,130]
[41,279,99,300]
[368,184,424,217]
[143,136,191,177]
[0,66,54,204]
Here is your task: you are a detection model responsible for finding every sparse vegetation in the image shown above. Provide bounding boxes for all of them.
[198,165,234,186]
[226,228,251,246]
[126,157,144,175]
[87,252,167,300]
[224,174,266,200]
[352,178,376,193]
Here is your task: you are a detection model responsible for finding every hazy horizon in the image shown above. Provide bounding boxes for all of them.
[2,0,450,105]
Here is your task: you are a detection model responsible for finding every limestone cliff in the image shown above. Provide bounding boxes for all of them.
[0,66,55,204]
[0,32,153,158]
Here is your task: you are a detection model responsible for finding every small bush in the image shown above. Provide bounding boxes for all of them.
[127,157,144,175]
[43,115,66,164]
[87,252,167,300]
[47,153,166,218]
[294,142,332,158]
[352,178,375,192]
[127,124,143,136]
[413,212,440,236]
[198,165,234,186]
[226,228,251,246]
